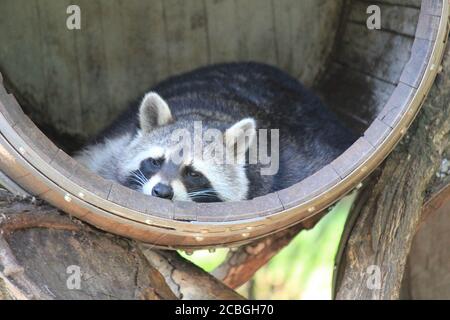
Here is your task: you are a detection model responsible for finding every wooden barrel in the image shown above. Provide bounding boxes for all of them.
[0,0,448,248]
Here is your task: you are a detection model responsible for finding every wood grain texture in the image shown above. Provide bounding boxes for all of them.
[335,42,450,300]
[402,190,450,299]
[0,189,243,300]
[0,0,343,140]
[140,248,244,300]
[0,190,176,300]
[350,1,420,37]
[400,161,450,299]
[271,0,344,85]
[317,0,421,133]
[336,22,414,84]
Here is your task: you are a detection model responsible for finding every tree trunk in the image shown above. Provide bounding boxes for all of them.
[334,43,450,300]
[400,177,450,299]
[0,190,243,300]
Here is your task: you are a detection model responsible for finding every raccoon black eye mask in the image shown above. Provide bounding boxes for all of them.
[75,62,355,203]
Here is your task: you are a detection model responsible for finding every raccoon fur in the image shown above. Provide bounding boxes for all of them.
[75,62,356,202]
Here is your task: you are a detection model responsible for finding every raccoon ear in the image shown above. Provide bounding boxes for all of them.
[225,118,257,157]
[139,92,173,133]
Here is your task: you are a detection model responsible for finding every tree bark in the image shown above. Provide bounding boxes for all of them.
[0,190,242,300]
[140,248,244,300]
[400,173,450,299]
[335,44,450,300]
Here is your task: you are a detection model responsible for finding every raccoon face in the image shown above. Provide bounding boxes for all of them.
[117,92,256,202]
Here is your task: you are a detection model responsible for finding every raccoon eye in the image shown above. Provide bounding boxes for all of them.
[144,157,162,169]
[185,168,200,178]
[150,158,161,167]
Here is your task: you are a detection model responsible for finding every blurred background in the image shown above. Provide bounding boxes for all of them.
[181,194,355,300]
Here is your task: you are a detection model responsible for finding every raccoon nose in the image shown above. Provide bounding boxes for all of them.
[152,183,174,200]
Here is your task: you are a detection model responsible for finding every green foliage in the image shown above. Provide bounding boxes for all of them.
[180,248,228,272]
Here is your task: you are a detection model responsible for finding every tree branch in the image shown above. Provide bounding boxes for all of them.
[0,189,238,300]
[212,213,325,289]
[335,45,450,300]
[139,247,245,300]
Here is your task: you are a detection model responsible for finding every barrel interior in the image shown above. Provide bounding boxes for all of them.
[0,0,422,148]
[0,0,343,151]
[1,0,426,155]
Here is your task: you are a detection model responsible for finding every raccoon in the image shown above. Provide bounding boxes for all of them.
[75,62,356,202]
